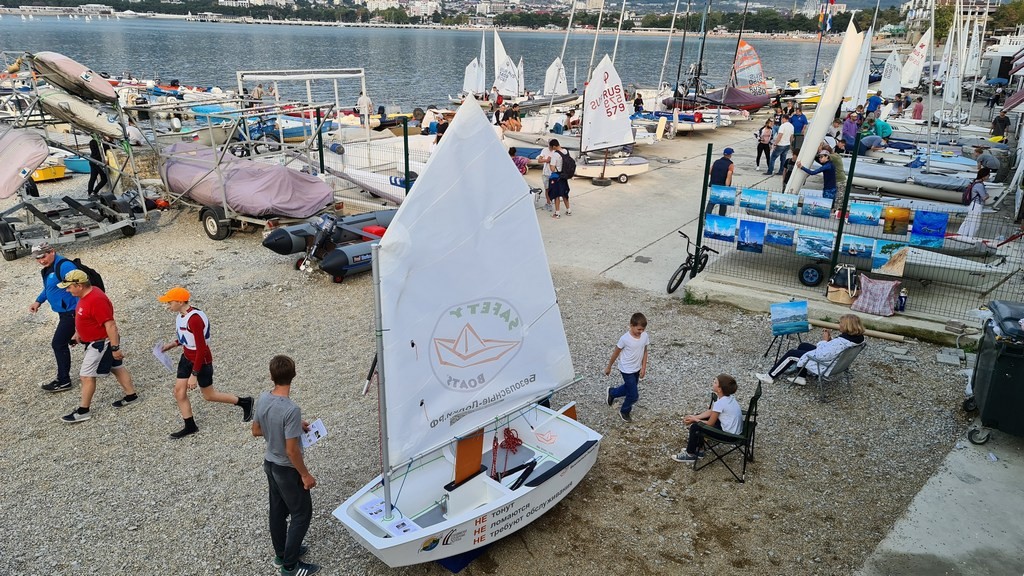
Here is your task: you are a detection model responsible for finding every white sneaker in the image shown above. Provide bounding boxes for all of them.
[755,373,773,385]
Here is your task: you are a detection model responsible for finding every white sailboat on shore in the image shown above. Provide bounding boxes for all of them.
[575,54,651,183]
[333,102,602,568]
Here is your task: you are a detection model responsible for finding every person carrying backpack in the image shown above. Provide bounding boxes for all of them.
[29,243,79,393]
[956,167,990,239]
[547,139,573,219]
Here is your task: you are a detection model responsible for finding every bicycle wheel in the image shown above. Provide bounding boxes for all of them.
[696,252,710,274]
[667,263,692,294]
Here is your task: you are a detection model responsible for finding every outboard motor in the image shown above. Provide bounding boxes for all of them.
[298,213,338,273]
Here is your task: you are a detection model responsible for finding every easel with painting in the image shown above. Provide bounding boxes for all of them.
[765,300,810,362]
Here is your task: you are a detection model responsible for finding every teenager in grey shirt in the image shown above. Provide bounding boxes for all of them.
[252,355,320,576]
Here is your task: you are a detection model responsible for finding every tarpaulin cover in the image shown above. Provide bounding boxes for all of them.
[159,143,333,218]
[0,130,48,200]
[29,51,117,104]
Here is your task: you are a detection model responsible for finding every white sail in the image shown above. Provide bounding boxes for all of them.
[732,40,768,95]
[376,103,574,470]
[463,58,481,95]
[964,21,981,77]
[936,27,953,81]
[880,50,903,99]
[787,20,865,194]
[543,57,569,95]
[901,27,932,87]
[493,29,508,86]
[580,55,634,153]
[944,24,962,106]
[517,57,525,96]
[495,57,520,98]
[842,29,872,112]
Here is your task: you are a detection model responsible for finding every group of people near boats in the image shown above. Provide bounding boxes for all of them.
[27,243,321,575]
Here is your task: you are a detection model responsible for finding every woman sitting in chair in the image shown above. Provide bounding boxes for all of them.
[757,314,865,385]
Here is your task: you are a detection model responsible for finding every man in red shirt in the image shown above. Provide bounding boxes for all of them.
[57,270,138,424]
[157,287,253,439]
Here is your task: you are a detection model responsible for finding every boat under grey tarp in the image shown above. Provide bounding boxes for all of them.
[846,158,977,203]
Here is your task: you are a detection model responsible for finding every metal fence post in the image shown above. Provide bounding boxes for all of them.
[827,132,862,282]
[695,143,713,249]
[315,107,325,175]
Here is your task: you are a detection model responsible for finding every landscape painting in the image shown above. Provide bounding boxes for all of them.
[704,214,737,242]
[765,223,796,247]
[771,300,810,336]
[795,229,835,259]
[801,195,833,219]
[872,240,909,276]
[848,203,883,226]
[909,210,949,248]
[769,192,799,215]
[882,206,911,235]
[739,188,769,210]
[709,185,737,208]
[840,234,874,259]
[737,220,766,253]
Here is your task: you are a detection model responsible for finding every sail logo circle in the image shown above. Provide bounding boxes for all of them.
[430,298,523,393]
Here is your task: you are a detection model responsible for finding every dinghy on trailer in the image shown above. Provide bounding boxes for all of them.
[332,100,601,568]
[36,87,124,140]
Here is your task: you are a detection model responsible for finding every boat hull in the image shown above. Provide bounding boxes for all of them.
[262,209,398,279]
[37,87,124,140]
[334,405,601,567]
[574,156,650,181]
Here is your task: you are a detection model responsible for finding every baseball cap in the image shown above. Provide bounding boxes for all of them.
[723,147,734,155]
[57,269,89,288]
[157,286,191,303]
[31,243,54,259]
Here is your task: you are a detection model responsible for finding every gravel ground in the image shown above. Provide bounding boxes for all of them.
[0,209,973,575]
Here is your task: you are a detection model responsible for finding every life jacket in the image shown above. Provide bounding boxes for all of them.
[176,308,211,350]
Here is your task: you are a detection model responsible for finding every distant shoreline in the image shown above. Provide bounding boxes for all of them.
[0,9,853,44]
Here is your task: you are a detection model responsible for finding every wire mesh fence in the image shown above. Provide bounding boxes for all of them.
[699,180,1024,323]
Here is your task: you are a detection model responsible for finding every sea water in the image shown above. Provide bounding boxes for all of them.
[0,18,840,109]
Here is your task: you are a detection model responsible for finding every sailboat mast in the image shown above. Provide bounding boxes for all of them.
[370,244,395,519]
[658,0,683,89]
[587,0,607,82]
[966,0,988,119]
[612,0,628,64]
[728,0,752,89]
[691,0,710,96]
[926,0,936,171]
[673,0,691,99]
[544,1,578,129]
[810,0,828,86]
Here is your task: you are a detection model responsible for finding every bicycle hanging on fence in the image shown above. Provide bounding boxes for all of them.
[667,231,719,294]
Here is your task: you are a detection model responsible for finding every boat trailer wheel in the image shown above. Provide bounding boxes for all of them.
[200,208,231,241]
[798,263,824,287]
[617,174,629,184]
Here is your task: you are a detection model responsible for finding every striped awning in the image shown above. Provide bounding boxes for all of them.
[1004,89,1024,112]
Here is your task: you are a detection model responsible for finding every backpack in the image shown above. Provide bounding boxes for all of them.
[556,150,576,179]
[961,181,976,206]
[55,255,105,292]
[496,94,504,106]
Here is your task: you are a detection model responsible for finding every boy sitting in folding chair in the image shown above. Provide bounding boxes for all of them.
[672,374,741,463]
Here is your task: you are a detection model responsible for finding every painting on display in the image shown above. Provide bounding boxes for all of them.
[848,203,883,226]
[765,223,796,247]
[709,185,737,207]
[882,206,911,235]
[801,195,833,219]
[737,220,766,254]
[704,214,737,242]
[739,188,769,210]
[909,210,949,248]
[872,240,909,276]
[795,229,835,259]
[769,192,799,215]
[840,234,875,259]
[770,300,810,336]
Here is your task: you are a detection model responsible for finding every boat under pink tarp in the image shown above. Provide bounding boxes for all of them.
[0,130,48,200]
[159,143,333,218]
[28,51,117,104]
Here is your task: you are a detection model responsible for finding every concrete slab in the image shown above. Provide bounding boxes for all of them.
[885,346,910,355]
[937,353,963,366]
[857,428,1024,576]
[966,352,977,368]
[894,354,918,362]
[942,347,967,360]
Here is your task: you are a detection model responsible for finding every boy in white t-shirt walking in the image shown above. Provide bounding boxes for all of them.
[604,312,649,423]
[672,374,742,462]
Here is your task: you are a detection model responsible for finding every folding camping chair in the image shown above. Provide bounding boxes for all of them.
[693,382,762,483]
[800,342,866,403]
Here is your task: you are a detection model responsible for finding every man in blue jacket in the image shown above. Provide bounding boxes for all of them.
[29,243,79,392]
